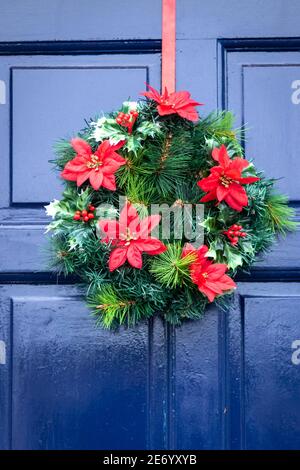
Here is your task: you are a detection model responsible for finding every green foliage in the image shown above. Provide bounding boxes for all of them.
[46,96,296,329]
[150,243,196,288]
[195,111,244,157]
[138,129,195,200]
[51,139,75,170]
[90,101,161,154]
[162,287,208,325]
[88,285,154,329]
[265,193,297,233]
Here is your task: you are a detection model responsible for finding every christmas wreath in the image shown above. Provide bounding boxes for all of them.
[46,85,296,328]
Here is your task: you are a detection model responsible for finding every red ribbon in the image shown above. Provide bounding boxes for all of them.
[162,0,176,93]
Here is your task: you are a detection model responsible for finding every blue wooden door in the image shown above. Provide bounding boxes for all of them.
[0,0,300,450]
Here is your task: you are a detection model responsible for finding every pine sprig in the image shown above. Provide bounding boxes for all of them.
[265,193,297,233]
[150,243,196,288]
[88,284,155,329]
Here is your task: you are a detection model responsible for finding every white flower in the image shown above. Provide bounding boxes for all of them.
[44,199,60,219]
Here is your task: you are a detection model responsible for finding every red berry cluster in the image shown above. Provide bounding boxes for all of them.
[73,205,95,223]
[223,224,247,246]
[116,110,138,134]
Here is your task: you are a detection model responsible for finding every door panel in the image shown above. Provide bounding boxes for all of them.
[0,285,163,450]
[243,297,300,449]
[0,53,160,206]
[0,52,160,272]
[227,283,300,450]
[226,51,300,200]
[2,284,300,450]
[12,294,148,450]
[174,307,223,450]
[0,1,162,42]
[177,0,300,39]
[222,43,300,271]
[11,60,159,204]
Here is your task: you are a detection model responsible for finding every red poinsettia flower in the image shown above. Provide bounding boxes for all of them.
[61,138,126,191]
[197,145,260,211]
[98,202,166,271]
[141,84,202,122]
[182,243,236,302]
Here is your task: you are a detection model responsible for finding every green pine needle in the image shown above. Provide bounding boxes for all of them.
[150,243,196,289]
[88,284,155,329]
[265,193,298,234]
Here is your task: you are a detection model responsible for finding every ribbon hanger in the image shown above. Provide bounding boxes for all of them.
[162,0,176,93]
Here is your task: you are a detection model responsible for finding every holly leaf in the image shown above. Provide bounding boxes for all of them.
[242,241,255,255]
[206,248,217,260]
[92,118,127,144]
[242,163,257,176]
[201,216,217,233]
[224,244,243,270]
[126,135,143,154]
[137,121,161,139]
[206,238,224,260]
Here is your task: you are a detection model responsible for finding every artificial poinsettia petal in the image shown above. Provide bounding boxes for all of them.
[135,238,166,255]
[110,152,127,164]
[206,263,228,280]
[228,157,250,174]
[110,140,126,152]
[102,158,125,173]
[199,285,218,302]
[176,107,199,122]
[109,247,128,271]
[63,157,87,173]
[169,90,191,104]
[140,84,162,102]
[197,245,209,258]
[212,145,230,166]
[89,171,103,190]
[238,176,260,184]
[170,90,201,108]
[101,173,116,191]
[205,281,225,296]
[98,220,120,241]
[127,244,143,269]
[197,175,219,192]
[226,183,248,206]
[95,140,125,160]
[200,191,217,203]
[136,214,161,238]
[219,274,237,290]
[224,193,244,212]
[119,202,139,233]
[71,138,92,157]
[60,168,77,181]
[216,184,229,202]
[76,171,91,187]
[156,105,176,116]
[182,243,196,258]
